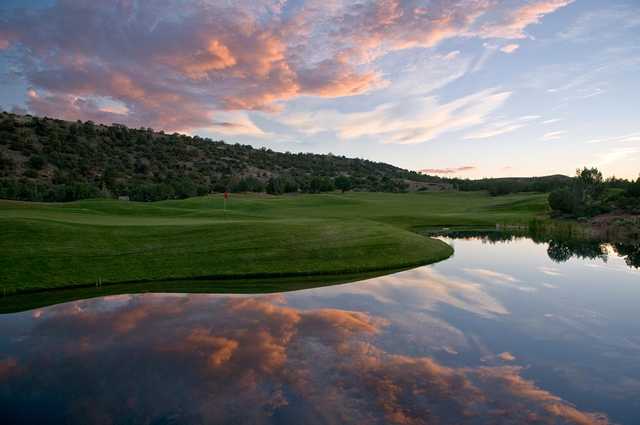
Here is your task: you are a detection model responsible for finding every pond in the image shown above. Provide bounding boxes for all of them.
[1,234,639,424]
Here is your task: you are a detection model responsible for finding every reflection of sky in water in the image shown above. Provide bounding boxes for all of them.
[1,238,639,424]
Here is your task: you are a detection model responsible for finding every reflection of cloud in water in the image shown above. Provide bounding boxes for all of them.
[0,357,19,379]
[314,266,509,318]
[498,352,516,361]
[539,266,564,276]
[385,310,469,354]
[463,268,521,283]
[463,268,539,292]
[2,295,609,425]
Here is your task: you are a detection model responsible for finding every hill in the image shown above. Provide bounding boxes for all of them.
[0,111,448,202]
[446,175,573,196]
[0,111,578,203]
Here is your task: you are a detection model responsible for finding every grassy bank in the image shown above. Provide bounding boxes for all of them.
[0,191,548,305]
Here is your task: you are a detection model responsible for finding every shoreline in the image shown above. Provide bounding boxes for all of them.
[0,247,454,314]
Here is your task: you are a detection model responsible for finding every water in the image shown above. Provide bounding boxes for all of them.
[1,235,639,424]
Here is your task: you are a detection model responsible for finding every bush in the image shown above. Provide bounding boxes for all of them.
[548,188,576,214]
[334,175,352,193]
[27,155,46,170]
[626,177,640,198]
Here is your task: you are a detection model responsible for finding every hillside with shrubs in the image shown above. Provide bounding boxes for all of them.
[0,112,445,202]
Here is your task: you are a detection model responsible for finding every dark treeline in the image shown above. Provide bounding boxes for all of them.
[548,167,640,218]
[443,175,573,196]
[0,112,446,202]
[442,167,640,212]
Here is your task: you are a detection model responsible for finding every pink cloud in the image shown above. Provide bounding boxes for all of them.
[477,0,575,39]
[501,43,520,53]
[420,166,477,174]
[2,0,573,132]
[334,0,493,63]
[159,39,238,80]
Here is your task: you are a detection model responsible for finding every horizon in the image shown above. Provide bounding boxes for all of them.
[1,0,638,179]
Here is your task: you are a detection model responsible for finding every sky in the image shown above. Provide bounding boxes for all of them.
[1,0,639,179]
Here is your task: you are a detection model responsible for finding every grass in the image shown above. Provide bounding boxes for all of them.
[0,191,549,311]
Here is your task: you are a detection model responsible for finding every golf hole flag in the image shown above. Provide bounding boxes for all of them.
[224,191,229,200]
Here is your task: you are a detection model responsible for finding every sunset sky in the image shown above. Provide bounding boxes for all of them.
[1,0,639,178]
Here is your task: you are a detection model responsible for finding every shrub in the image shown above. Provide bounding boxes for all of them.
[548,188,576,215]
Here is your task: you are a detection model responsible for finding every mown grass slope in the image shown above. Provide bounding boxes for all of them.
[0,191,548,296]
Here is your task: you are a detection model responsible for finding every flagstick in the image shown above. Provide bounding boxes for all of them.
[223,191,228,219]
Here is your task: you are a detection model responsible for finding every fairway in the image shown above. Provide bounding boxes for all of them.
[0,192,548,299]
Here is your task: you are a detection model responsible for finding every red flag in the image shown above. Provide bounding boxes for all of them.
[224,191,229,200]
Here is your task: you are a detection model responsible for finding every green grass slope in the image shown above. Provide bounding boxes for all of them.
[0,191,548,297]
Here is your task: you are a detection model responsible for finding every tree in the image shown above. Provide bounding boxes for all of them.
[626,176,640,198]
[548,167,610,217]
[27,155,46,170]
[172,177,198,199]
[310,176,334,193]
[0,153,15,176]
[576,167,603,186]
[266,177,284,195]
[334,175,352,193]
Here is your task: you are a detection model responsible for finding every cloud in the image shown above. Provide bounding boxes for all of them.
[347,88,511,144]
[559,6,640,42]
[596,147,640,166]
[380,50,471,97]
[500,43,520,53]
[542,130,567,141]
[543,118,563,125]
[2,1,382,131]
[420,166,476,175]
[276,87,511,144]
[464,115,539,140]
[469,42,500,73]
[585,132,640,144]
[333,0,493,63]
[476,0,575,39]
[198,111,267,137]
[444,50,461,60]
[349,90,512,144]
[1,0,573,132]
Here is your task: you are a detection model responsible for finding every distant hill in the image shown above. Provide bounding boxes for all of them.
[0,111,567,202]
[447,175,573,196]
